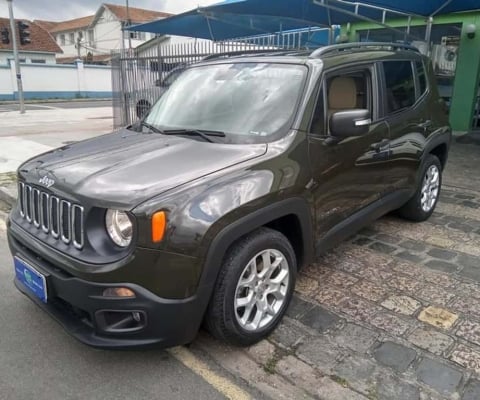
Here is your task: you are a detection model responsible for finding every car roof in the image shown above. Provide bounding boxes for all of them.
[195,43,425,69]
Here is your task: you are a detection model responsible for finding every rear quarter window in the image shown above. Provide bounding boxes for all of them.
[383,61,416,114]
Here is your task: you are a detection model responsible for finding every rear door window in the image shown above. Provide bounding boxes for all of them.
[383,61,416,114]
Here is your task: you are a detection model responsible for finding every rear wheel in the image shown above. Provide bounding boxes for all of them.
[205,228,296,346]
[398,154,442,222]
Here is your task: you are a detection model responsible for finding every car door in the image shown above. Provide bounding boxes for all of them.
[307,64,391,250]
[381,59,429,193]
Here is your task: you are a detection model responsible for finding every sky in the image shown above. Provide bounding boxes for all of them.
[0,0,218,21]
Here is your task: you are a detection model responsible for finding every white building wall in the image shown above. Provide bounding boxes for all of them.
[0,66,12,97]
[54,7,159,59]
[0,51,57,65]
[92,8,123,55]
[54,31,78,57]
[0,61,112,100]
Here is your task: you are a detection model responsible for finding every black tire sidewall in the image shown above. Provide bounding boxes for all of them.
[215,229,297,345]
[403,154,442,221]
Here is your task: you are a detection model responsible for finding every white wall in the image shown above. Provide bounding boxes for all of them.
[0,66,12,98]
[92,8,123,55]
[0,61,112,100]
[0,51,57,65]
[55,9,157,59]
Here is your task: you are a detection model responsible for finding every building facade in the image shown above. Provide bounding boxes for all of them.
[0,18,62,65]
[35,3,172,62]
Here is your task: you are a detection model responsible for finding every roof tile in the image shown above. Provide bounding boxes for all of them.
[48,15,94,33]
[103,3,173,23]
[0,18,63,54]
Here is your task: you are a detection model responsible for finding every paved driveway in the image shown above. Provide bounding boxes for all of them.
[252,141,480,399]
[1,133,479,400]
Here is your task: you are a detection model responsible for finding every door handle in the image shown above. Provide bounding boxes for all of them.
[419,120,432,130]
[370,138,390,152]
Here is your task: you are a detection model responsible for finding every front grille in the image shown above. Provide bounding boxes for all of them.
[18,182,85,250]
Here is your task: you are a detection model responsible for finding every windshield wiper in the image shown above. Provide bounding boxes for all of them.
[140,121,164,134]
[162,129,226,143]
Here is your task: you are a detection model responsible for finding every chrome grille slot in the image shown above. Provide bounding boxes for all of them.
[60,200,71,244]
[18,182,25,217]
[50,196,60,238]
[25,185,32,222]
[72,205,84,249]
[17,183,85,250]
[32,188,40,228]
[40,192,49,233]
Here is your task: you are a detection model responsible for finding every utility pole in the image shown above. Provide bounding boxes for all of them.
[126,0,132,50]
[7,0,25,114]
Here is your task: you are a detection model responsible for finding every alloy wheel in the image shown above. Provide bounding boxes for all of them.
[421,164,440,212]
[234,249,290,332]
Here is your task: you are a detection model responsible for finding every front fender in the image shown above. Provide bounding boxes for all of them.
[197,196,314,291]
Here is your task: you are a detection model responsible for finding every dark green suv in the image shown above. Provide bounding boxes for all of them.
[8,43,451,349]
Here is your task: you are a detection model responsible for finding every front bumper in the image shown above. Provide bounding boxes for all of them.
[8,224,211,349]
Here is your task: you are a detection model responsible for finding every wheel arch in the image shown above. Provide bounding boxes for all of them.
[199,197,314,293]
[423,129,451,171]
[429,142,448,170]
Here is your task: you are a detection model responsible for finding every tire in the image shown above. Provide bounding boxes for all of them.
[136,99,151,119]
[205,227,297,346]
[398,154,442,222]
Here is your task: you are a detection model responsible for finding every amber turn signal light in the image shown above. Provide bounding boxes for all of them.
[152,211,166,243]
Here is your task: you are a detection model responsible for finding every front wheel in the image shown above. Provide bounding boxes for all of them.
[398,154,442,222]
[205,228,296,346]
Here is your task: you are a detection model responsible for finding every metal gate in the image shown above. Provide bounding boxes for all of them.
[473,93,480,131]
[111,28,328,128]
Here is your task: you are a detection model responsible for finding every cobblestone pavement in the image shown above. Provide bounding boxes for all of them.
[1,141,479,400]
[235,185,480,400]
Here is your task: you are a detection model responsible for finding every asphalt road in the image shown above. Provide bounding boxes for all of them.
[0,100,112,112]
[0,220,233,400]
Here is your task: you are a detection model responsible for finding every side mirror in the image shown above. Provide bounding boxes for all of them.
[330,109,371,138]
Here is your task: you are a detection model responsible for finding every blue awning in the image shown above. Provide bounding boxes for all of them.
[129,0,480,41]
[130,11,323,41]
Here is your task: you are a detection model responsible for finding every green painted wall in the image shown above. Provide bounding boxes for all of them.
[449,14,480,131]
[345,11,480,132]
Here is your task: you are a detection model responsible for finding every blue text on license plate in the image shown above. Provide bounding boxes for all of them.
[14,257,48,303]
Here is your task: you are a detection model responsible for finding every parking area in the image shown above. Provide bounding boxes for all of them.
[245,140,480,399]
[1,117,479,399]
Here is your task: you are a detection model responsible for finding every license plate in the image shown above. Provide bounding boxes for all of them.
[14,257,48,303]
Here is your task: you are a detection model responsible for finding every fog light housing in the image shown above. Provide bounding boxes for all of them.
[102,287,136,298]
[95,310,146,333]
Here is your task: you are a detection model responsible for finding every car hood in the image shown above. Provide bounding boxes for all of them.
[19,129,267,209]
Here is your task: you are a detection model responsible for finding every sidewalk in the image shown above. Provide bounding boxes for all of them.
[0,107,113,174]
[1,111,480,399]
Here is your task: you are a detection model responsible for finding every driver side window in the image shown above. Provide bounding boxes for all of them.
[310,69,373,136]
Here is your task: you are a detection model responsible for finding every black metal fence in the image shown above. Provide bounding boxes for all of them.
[111,29,328,128]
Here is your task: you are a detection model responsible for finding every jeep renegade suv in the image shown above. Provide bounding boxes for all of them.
[8,43,451,349]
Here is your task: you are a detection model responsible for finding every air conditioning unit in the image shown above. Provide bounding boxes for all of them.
[432,38,458,76]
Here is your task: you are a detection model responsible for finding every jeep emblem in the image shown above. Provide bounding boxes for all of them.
[38,176,55,188]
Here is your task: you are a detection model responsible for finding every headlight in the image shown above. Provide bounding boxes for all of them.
[105,209,133,247]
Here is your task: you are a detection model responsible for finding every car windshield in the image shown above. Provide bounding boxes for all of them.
[144,62,307,143]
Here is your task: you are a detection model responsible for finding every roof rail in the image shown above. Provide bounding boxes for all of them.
[202,49,285,61]
[202,48,308,61]
[310,42,420,58]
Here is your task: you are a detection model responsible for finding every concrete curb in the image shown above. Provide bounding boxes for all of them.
[0,185,17,207]
[0,98,112,105]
